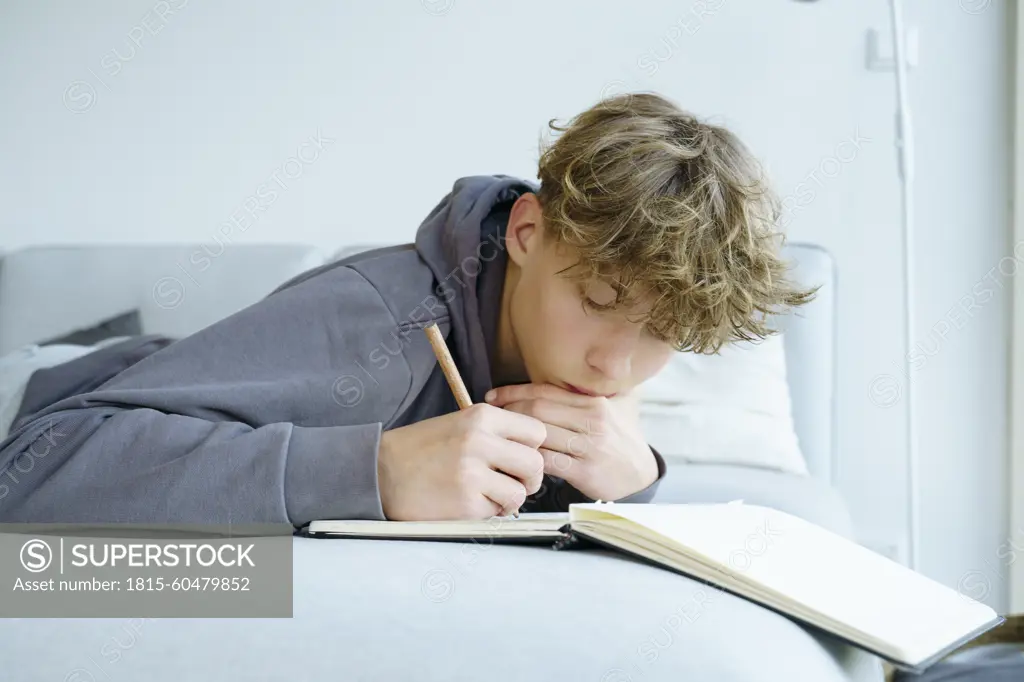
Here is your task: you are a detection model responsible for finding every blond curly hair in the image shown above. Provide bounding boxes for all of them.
[536,92,817,354]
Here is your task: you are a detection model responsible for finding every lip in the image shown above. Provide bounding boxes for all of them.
[565,383,617,398]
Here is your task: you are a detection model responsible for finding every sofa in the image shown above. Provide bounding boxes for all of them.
[0,243,884,681]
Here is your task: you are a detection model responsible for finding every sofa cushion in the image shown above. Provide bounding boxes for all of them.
[636,333,807,476]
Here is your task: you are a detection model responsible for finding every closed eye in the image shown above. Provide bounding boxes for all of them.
[578,281,617,312]
[583,296,615,313]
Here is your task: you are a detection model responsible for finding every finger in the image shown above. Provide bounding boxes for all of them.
[472,403,547,449]
[540,447,579,478]
[554,425,596,458]
[485,438,545,494]
[499,403,595,459]
[502,398,592,435]
[470,495,504,520]
[481,470,528,517]
[485,382,596,409]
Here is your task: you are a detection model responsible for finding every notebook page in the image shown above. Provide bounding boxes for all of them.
[571,503,997,662]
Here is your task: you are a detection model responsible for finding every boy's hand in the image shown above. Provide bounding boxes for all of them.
[377,404,547,521]
[484,383,658,501]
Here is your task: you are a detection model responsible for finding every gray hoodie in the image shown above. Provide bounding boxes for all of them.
[0,175,664,527]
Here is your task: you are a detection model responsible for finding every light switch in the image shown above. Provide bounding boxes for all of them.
[866,26,919,71]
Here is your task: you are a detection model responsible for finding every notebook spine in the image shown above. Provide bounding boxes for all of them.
[551,526,589,551]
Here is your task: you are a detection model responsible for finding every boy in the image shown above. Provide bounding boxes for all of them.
[0,93,812,527]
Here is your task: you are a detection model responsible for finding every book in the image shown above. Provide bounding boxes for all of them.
[303,501,1003,673]
[305,511,569,541]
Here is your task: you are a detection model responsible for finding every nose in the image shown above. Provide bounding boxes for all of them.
[585,323,638,382]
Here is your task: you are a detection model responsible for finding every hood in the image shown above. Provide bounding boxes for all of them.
[414,175,537,402]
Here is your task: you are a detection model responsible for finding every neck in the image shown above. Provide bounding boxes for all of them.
[491,260,529,387]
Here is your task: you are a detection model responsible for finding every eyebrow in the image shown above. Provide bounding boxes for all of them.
[605,278,629,297]
[556,263,631,299]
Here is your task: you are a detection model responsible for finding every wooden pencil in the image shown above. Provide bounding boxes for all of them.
[424,323,472,410]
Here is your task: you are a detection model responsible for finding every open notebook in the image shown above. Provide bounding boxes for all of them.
[304,501,1003,673]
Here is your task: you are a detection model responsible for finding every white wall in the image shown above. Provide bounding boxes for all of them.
[0,1,1013,609]
[901,0,1013,613]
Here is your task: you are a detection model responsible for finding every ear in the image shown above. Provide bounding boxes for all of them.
[505,193,545,267]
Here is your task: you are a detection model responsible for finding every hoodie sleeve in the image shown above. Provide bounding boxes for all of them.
[0,264,413,527]
[522,446,668,513]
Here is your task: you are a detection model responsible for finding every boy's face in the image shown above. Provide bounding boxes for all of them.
[500,195,675,397]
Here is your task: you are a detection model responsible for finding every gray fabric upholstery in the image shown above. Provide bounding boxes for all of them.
[0,244,327,355]
[2,543,883,682]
